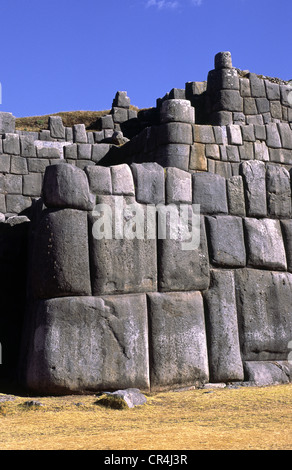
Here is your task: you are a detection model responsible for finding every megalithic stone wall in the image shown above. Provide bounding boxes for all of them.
[2,51,292,393]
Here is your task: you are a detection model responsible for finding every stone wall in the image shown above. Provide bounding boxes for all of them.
[1,51,292,393]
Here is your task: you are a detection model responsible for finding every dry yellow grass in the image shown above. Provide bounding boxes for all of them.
[0,384,291,450]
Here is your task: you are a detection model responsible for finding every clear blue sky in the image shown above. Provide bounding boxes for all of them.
[0,0,291,117]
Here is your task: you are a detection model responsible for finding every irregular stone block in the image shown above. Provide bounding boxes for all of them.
[249,73,266,97]
[270,101,282,120]
[226,145,240,162]
[265,81,280,100]
[10,156,28,175]
[193,125,215,144]
[254,124,266,140]
[165,167,191,204]
[6,194,31,214]
[99,389,147,409]
[239,77,251,97]
[0,194,6,213]
[160,99,195,124]
[169,88,186,99]
[241,125,255,142]
[192,172,228,215]
[240,160,267,217]
[42,164,95,210]
[266,123,282,148]
[73,124,87,143]
[277,123,292,149]
[244,361,292,386]
[226,175,246,217]
[23,173,43,197]
[158,213,210,292]
[235,269,292,361]
[23,294,149,394]
[3,134,20,155]
[112,91,131,109]
[226,125,242,145]
[243,97,257,115]
[49,116,65,139]
[27,158,49,173]
[205,144,220,160]
[280,85,291,106]
[254,141,269,161]
[256,97,270,114]
[210,111,233,126]
[131,162,165,205]
[147,291,209,390]
[0,154,10,173]
[0,174,22,194]
[156,144,190,171]
[89,196,157,295]
[208,68,239,93]
[214,51,232,69]
[281,220,292,272]
[204,270,244,382]
[0,112,15,135]
[189,143,207,171]
[244,218,287,270]
[111,164,135,196]
[77,143,92,160]
[215,90,243,112]
[64,143,77,160]
[111,107,128,124]
[205,215,246,268]
[266,164,291,218]
[269,148,292,165]
[30,208,91,299]
[85,165,112,195]
[215,161,232,179]
[20,135,37,157]
[157,122,193,145]
[91,143,110,163]
[99,115,114,130]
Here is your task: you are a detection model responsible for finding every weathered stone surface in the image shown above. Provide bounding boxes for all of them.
[0,112,15,134]
[147,291,209,390]
[91,143,110,163]
[23,173,43,197]
[240,160,267,217]
[42,164,95,210]
[49,116,65,139]
[158,213,209,292]
[280,220,292,272]
[214,51,232,69]
[189,143,207,171]
[160,99,195,124]
[98,389,147,409]
[157,122,193,145]
[112,91,131,109]
[226,125,242,145]
[85,165,112,195]
[131,162,165,205]
[254,141,269,161]
[30,208,92,299]
[244,218,286,270]
[23,294,149,394]
[277,123,292,149]
[89,196,157,295]
[204,270,244,382]
[0,154,11,173]
[3,134,20,155]
[266,164,291,218]
[215,90,243,112]
[241,125,255,142]
[265,81,280,100]
[20,135,37,157]
[10,156,28,175]
[193,125,215,144]
[77,143,92,160]
[235,269,292,361]
[192,172,228,215]
[266,123,282,148]
[205,216,246,268]
[208,68,239,93]
[6,195,31,214]
[111,164,135,196]
[226,175,246,217]
[249,74,266,98]
[165,167,191,204]
[155,144,190,171]
[73,124,87,143]
[244,361,292,386]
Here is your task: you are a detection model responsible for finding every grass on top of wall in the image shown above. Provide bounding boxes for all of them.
[0,383,291,450]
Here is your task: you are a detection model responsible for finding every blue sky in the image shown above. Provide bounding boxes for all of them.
[0,0,291,117]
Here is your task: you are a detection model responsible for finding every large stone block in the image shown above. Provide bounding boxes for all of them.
[147,291,209,390]
[189,143,207,171]
[0,112,15,134]
[160,99,195,124]
[214,90,243,112]
[240,160,267,217]
[249,73,266,98]
[89,196,157,295]
[266,164,291,218]
[165,167,192,204]
[226,175,246,217]
[30,208,91,299]
[204,270,244,382]
[112,91,131,109]
[207,68,239,93]
[73,124,87,143]
[244,218,287,271]
[205,215,246,268]
[235,269,292,361]
[266,123,282,148]
[155,144,190,171]
[49,116,65,140]
[22,294,149,394]
[158,213,209,292]
[42,164,95,210]
[131,162,165,205]
[111,164,135,196]
[193,125,215,144]
[85,165,112,195]
[214,51,232,69]
[3,133,20,155]
[157,122,193,145]
[23,173,43,197]
[192,172,228,215]
[20,135,37,158]
[244,361,292,386]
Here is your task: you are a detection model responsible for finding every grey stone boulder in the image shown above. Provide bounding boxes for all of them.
[30,208,92,299]
[160,99,195,124]
[112,91,131,109]
[22,295,150,394]
[0,112,15,134]
[204,270,244,382]
[98,389,147,409]
[165,167,192,204]
[235,269,292,361]
[226,175,246,217]
[205,215,246,268]
[158,213,210,292]
[73,124,87,143]
[85,165,112,195]
[266,164,291,218]
[244,361,292,386]
[214,51,233,69]
[89,195,157,295]
[49,116,66,140]
[147,291,209,391]
[131,162,165,205]
[111,164,135,196]
[244,218,287,271]
[42,164,95,210]
[240,160,267,217]
[192,172,228,215]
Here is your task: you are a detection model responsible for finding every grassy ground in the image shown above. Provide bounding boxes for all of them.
[0,384,291,450]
